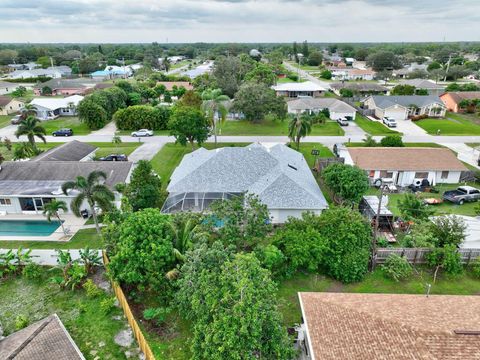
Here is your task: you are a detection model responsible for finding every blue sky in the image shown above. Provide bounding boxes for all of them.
[1,0,479,43]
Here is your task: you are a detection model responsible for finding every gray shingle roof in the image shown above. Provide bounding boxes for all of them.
[399,79,445,89]
[330,82,388,92]
[0,161,133,195]
[31,141,97,162]
[33,78,93,90]
[368,95,445,109]
[287,97,356,113]
[167,143,328,210]
[0,314,85,360]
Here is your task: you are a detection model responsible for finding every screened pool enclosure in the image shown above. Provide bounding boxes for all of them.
[161,192,243,213]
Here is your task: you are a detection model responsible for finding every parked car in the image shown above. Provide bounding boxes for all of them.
[99,154,128,161]
[10,114,22,125]
[443,186,480,205]
[382,117,397,128]
[131,129,153,137]
[52,128,73,137]
[337,118,349,126]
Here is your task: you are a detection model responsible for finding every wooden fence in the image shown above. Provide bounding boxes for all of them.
[102,251,156,360]
[374,247,480,266]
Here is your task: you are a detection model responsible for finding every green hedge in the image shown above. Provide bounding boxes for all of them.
[114,105,171,130]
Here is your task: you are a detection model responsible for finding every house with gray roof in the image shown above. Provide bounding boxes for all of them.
[398,79,446,96]
[31,141,97,162]
[287,98,357,120]
[0,314,85,360]
[162,143,328,223]
[33,78,97,96]
[330,82,388,96]
[363,95,446,120]
[0,160,133,214]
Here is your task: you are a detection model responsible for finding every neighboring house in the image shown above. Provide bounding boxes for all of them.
[31,141,97,162]
[393,62,429,78]
[287,97,357,120]
[7,68,64,79]
[0,161,133,214]
[0,95,24,115]
[0,81,25,95]
[7,62,40,71]
[182,61,214,79]
[162,143,328,223]
[272,81,326,98]
[398,79,446,96]
[440,91,480,113]
[157,81,193,91]
[298,292,480,360]
[94,82,114,90]
[363,95,446,120]
[91,66,131,80]
[30,94,84,120]
[340,147,466,186]
[327,68,375,81]
[330,82,388,96]
[0,314,85,360]
[33,79,96,96]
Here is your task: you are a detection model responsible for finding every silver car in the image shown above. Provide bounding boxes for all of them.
[131,129,154,137]
[382,117,397,128]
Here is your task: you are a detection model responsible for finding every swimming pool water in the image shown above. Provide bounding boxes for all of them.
[0,220,62,236]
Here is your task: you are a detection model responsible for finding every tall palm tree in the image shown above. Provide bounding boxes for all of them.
[201,89,229,146]
[20,103,37,120]
[112,134,122,153]
[61,170,115,235]
[43,199,68,235]
[288,113,312,150]
[15,116,46,149]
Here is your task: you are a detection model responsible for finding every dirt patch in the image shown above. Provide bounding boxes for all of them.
[325,281,345,293]
[92,268,111,293]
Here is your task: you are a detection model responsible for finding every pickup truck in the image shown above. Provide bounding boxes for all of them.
[443,186,480,205]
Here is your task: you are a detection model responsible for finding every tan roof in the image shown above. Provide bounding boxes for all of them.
[0,314,85,359]
[157,81,193,91]
[299,292,480,360]
[0,95,15,107]
[347,147,467,171]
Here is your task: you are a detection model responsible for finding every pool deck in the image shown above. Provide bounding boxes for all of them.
[0,214,87,241]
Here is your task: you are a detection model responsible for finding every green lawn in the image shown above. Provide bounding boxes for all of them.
[42,117,91,135]
[0,269,134,359]
[0,228,102,249]
[0,115,11,128]
[276,77,305,84]
[277,269,480,327]
[219,119,344,136]
[355,114,400,135]
[415,113,480,135]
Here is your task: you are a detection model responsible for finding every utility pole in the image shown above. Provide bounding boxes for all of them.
[443,54,452,82]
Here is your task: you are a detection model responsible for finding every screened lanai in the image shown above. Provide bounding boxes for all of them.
[161,192,242,213]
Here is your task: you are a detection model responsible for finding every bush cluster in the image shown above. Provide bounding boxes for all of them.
[114,105,171,130]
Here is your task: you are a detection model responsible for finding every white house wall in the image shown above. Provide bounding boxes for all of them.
[269,208,323,224]
[330,111,356,120]
[369,170,462,187]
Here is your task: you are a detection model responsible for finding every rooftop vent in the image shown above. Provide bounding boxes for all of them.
[288,164,297,171]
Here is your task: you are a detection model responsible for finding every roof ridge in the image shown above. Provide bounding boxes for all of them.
[5,316,53,359]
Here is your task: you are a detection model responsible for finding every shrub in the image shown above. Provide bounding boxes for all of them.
[426,245,463,276]
[319,69,332,79]
[471,256,480,278]
[380,135,404,147]
[339,88,354,98]
[15,315,29,330]
[383,254,412,281]
[22,263,42,279]
[114,105,171,130]
[411,114,428,121]
[254,244,285,278]
[100,296,117,314]
[82,279,102,298]
[143,307,171,326]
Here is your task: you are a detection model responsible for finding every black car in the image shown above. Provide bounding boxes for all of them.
[52,128,73,137]
[99,154,128,161]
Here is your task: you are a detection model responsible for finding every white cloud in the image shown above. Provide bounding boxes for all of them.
[0,0,479,42]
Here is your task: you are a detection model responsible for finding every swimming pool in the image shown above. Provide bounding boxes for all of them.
[0,220,62,236]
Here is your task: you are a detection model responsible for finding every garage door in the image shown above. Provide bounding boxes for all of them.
[330,111,356,120]
[385,107,407,121]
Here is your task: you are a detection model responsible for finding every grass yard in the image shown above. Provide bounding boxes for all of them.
[355,114,400,135]
[276,77,305,84]
[277,269,480,327]
[0,228,102,249]
[415,113,480,135]
[219,119,345,136]
[42,117,91,135]
[0,114,11,128]
[0,269,134,359]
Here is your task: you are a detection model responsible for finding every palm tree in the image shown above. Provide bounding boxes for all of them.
[61,170,115,235]
[43,199,68,235]
[20,103,37,120]
[201,89,229,146]
[112,134,122,153]
[15,116,46,149]
[13,142,37,160]
[288,113,312,150]
[79,247,102,274]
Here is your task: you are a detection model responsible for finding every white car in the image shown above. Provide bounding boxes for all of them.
[382,117,397,128]
[131,129,153,137]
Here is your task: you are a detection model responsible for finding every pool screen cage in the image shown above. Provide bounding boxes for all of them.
[161,192,243,213]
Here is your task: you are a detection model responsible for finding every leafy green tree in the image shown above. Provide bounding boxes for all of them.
[77,97,108,130]
[244,63,277,86]
[339,88,354,97]
[391,84,416,95]
[322,163,369,205]
[176,90,203,109]
[288,113,312,149]
[233,82,286,122]
[319,69,332,79]
[426,244,463,281]
[201,88,229,145]
[114,105,170,130]
[62,170,115,234]
[11,86,27,97]
[168,106,210,150]
[307,51,323,66]
[41,86,52,95]
[383,254,412,282]
[398,193,434,221]
[108,209,175,291]
[43,199,68,235]
[124,160,162,211]
[429,215,466,248]
[366,51,401,71]
[212,56,253,97]
[380,135,404,147]
[15,116,46,149]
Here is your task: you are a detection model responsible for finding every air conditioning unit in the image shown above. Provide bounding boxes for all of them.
[413,178,423,187]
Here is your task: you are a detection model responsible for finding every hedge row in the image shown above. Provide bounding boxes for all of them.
[114,105,171,131]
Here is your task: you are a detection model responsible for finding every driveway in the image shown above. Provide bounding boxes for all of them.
[282,62,331,90]
[342,121,366,139]
[394,119,428,136]
[128,140,167,162]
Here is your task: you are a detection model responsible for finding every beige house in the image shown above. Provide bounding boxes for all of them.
[0,95,24,115]
[363,95,446,120]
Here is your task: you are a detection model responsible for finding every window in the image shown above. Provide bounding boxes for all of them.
[0,198,11,205]
[441,171,449,179]
[380,171,394,178]
[415,172,429,179]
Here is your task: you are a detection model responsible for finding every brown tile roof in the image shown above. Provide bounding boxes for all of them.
[441,92,480,104]
[299,292,480,360]
[0,95,14,106]
[0,314,85,359]
[157,81,193,91]
[347,147,467,171]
